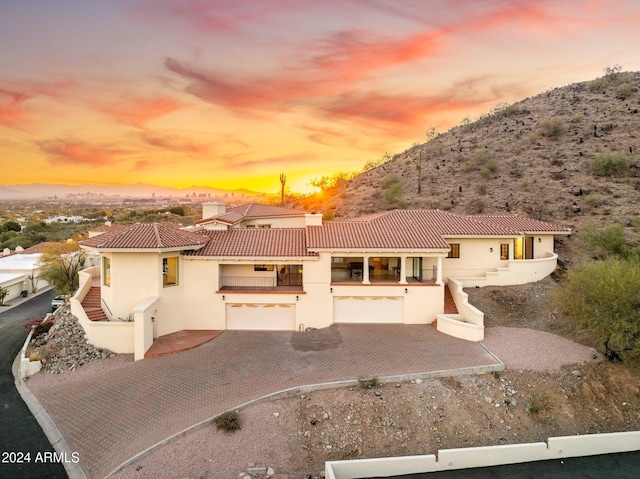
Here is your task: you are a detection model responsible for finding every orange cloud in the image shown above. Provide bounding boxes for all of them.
[36,139,126,167]
[140,131,209,154]
[98,94,185,127]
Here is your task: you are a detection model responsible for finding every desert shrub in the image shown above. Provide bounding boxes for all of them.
[555,256,640,363]
[579,222,633,259]
[615,82,636,100]
[570,114,583,123]
[480,159,499,179]
[526,389,556,417]
[466,199,485,214]
[461,160,478,173]
[590,153,631,177]
[380,175,403,206]
[538,117,566,139]
[31,319,54,338]
[215,411,242,432]
[583,194,601,210]
[477,184,488,195]
[358,376,379,389]
[29,352,41,362]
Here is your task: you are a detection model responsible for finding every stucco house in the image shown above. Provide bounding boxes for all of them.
[75,203,570,360]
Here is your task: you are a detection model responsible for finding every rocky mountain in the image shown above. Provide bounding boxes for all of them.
[332,70,640,239]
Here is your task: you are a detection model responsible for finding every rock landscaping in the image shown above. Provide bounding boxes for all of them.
[27,303,112,374]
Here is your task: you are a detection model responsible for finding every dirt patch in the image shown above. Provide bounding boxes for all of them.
[290,325,343,351]
[109,361,640,479]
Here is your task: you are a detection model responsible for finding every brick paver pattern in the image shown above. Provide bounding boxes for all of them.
[30,324,501,479]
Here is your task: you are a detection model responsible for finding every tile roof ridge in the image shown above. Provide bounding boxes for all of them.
[152,223,162,248]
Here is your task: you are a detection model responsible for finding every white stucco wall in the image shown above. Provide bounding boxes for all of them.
[441,235,555,281]
[241,216,306,228]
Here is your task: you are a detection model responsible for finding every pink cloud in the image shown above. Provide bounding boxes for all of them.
[36,139,125,167]
[0,89,32,130]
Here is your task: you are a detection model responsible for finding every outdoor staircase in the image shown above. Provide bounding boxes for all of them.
[81,286,108,321]
[444,285,458,314]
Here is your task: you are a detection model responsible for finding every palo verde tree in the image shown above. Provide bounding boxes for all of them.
[38,236,87,296]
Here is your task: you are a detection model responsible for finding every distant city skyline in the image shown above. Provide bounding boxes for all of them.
[1,0,639,193]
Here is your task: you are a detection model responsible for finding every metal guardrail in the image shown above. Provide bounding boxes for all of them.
[220,276,277,288]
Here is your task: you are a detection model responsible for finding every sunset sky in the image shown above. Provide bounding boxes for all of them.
[1,0,639,194]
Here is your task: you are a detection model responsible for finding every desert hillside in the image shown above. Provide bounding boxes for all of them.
[325,70,640,244]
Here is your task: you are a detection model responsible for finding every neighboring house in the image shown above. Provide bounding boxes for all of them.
[76,203,570,360]
[44,215,90,224]
[195,202,311,230]
[0,251,49,302]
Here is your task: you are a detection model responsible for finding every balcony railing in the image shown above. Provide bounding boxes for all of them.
[219,276,302,291]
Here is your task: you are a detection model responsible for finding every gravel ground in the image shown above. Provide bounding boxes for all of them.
[26,326,601,479]
[482,327,600,371]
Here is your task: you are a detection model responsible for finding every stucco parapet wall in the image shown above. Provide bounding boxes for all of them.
[436,314,484,342]
[325,431,640,479]
[456,253,558,288]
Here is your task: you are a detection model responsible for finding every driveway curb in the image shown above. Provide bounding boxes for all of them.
[13,351,88,479]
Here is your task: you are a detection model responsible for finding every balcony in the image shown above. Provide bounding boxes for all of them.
[218,275,303,292]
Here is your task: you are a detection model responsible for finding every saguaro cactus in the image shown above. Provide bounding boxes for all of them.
[279,173,286,205]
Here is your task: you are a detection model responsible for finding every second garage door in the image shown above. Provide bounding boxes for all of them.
[333,296,404,323]
[226,303,296,330]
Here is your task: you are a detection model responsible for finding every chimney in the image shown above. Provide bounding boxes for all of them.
[202,202,226,220]
[304,213,323,226]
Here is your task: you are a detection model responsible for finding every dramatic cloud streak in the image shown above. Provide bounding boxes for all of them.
[1,0,639,191]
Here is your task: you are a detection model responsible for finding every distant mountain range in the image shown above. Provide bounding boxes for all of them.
[0,183,266,200]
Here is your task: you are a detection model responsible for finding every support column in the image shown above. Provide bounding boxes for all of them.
[362,256,370,284]
[436,256,443,285]
[399,256,408,284]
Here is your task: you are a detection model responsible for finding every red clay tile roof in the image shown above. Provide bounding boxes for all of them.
[197,203,308,225]
[79,223,209,250]
[306,210,533,250]
[470,215,572,234]
[19,242,60,254]
[186,228,314,257]
[79,210,570,255]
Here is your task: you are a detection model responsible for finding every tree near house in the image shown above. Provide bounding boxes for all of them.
[38,236,87,295]
[0,286,8,306]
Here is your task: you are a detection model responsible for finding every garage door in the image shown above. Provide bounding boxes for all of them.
[226,303,296,330]
[333,296,404,323]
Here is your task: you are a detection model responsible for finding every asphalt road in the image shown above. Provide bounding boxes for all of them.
[0,290,68,479]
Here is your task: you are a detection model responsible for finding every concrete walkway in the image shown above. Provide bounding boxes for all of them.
[26,324,503,479]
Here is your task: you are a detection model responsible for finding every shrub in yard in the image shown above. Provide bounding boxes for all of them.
[526,389,556,417]
[554,256,640,363]
[358,376,379,389]
[215,411,242,432]
[590,153,631,177]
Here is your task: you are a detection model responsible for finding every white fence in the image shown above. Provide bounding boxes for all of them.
[326,431,640,479]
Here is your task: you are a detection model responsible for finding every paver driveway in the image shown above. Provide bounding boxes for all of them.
[28,324,503,479]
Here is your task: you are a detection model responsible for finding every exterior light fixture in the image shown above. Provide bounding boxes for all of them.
[330,287,333,293]
[404,288,408,294]
[489,247,493,253]
[296,295,299,301]
[538,237,542,243]
[222,295,225,301]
